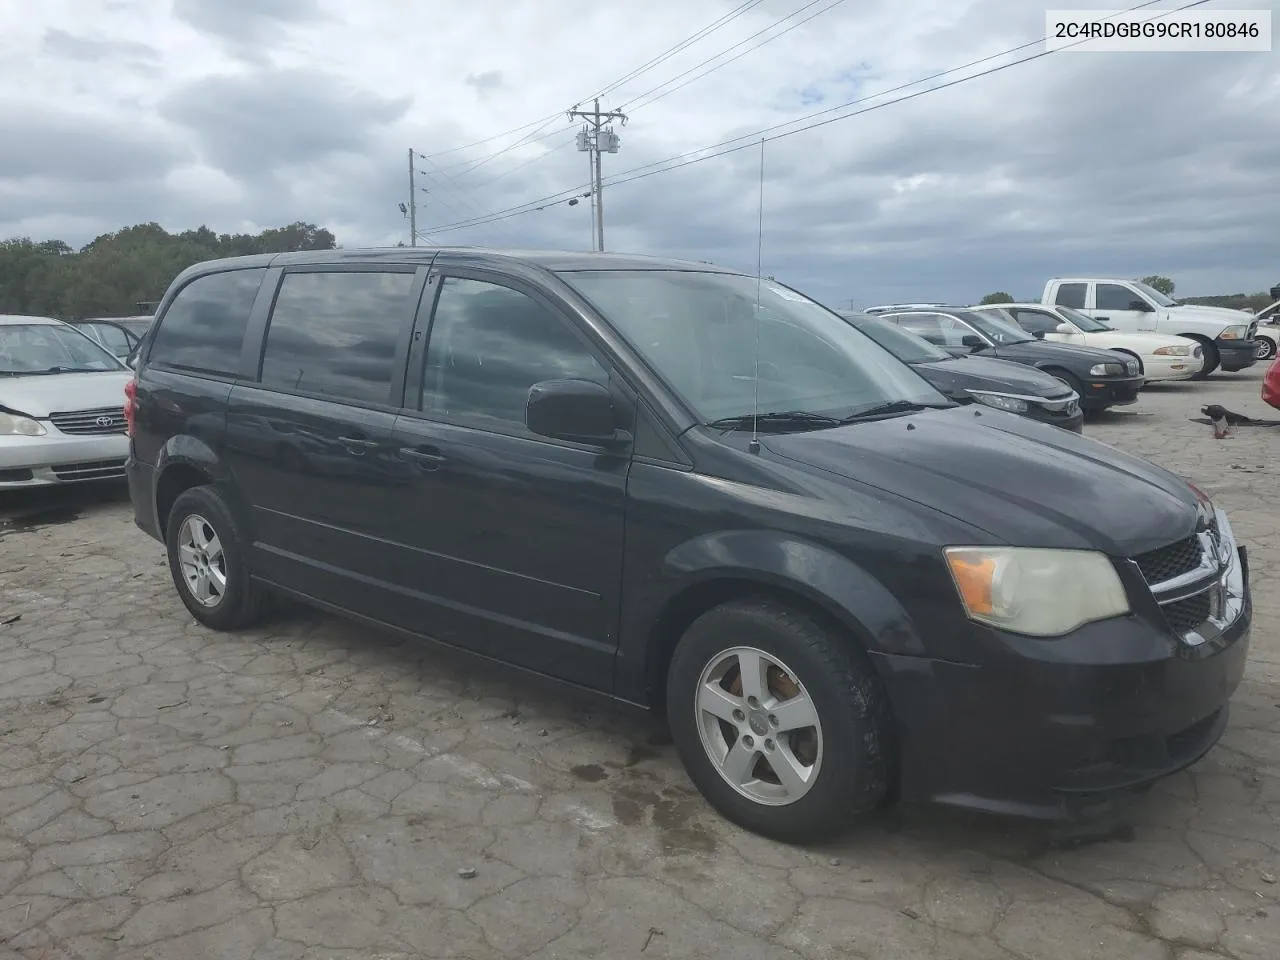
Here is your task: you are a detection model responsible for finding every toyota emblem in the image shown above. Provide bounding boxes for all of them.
[95,415,114,427]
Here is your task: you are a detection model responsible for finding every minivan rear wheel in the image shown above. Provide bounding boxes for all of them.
[165,485,265,630]
[666,598,892,843]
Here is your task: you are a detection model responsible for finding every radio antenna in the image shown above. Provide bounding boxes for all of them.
[749,137,765,455]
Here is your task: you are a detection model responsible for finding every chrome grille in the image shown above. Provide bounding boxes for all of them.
[51,459,126,481]
[49,406,126,436]
[1133,536,1203,586]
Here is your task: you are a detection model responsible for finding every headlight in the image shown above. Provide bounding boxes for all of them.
[1152,345,1190,357]
[0,412,46,437]
[1089,362,1125,376]
[1218,325,1248,340]
[944,546,1130,636]
[969,392,1028,414]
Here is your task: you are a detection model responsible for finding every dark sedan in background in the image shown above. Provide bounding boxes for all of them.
[840,312,1084,432]
[868,305,1146,412]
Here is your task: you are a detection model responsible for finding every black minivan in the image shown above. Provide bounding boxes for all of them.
[126,249,1251,841]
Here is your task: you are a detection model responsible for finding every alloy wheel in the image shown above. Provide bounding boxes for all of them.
[177,514,227,607]
[694,646,824,806]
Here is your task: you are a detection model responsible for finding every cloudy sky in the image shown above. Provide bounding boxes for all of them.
[1,0,1276,307]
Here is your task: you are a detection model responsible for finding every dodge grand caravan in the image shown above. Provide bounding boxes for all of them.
[126,249,1251,841]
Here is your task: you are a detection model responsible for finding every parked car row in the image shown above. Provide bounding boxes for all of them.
[848,277,1264,432]
[0,251,1255,843]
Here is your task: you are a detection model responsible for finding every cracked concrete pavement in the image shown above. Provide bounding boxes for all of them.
[0,370,1277,959]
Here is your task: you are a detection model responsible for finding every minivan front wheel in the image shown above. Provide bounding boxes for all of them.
[666,598,892,842]
[165,485,264,630]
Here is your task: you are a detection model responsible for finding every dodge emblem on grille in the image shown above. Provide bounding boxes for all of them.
[95,415,114,427]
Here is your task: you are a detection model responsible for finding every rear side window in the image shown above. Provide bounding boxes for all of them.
[149,269,265,375]
[260,270,416,405]
[1053,283,1087,309]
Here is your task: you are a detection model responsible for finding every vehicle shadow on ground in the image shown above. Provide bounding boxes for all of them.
[0,481,130,534]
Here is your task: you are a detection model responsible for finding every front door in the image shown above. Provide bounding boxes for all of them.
[224,265,422,616]
[377,270,630,690]
[1093,282,1156,332]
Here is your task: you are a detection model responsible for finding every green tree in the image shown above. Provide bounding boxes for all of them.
[1139,275,1175,296]
[0,221,337,319]
[979,291,1013,304]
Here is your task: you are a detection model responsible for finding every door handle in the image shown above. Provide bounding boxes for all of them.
[338,435,378,456]
[400,446,446,470]
[1095,316,1110,322]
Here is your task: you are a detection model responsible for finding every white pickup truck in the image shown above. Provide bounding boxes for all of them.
[1042,278,1259,379]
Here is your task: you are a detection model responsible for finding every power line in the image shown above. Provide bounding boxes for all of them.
[620,0,851,112]
[414,1,768,171]
[417,0,1188,236]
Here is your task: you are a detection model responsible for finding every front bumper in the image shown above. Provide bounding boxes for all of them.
[1026,404,1084,433]
[1142,352,1204,382]
[1078,374,1144,409]
[0,431,129,487]
[881,508,1251,820]
[1217,338,1258,372]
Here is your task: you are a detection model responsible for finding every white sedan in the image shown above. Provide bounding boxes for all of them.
[0,315,131,487]
[972,303,1205,382]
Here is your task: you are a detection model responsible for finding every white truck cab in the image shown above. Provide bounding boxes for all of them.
[1042,278,1258,378]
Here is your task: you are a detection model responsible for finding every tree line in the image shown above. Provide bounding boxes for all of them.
[0,221,337,320]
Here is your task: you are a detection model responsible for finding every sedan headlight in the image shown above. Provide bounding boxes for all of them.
[0,412,46,437]
[1089,362,1125,376]
[968,392,1028,414]
[944,546,1130,636]
[1152,344,1190,357]
[1218,325,1249,340]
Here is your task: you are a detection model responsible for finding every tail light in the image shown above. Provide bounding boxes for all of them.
[124,376,137,437]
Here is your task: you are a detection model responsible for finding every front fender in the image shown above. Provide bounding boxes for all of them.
[615,528,933,705]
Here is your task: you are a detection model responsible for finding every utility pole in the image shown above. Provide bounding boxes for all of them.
[568,98,626,252]
[407,148,417,246]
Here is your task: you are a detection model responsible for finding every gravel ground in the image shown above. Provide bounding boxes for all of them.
[0,368,1276,960]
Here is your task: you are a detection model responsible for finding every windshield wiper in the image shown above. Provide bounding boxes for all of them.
[840,399,948,421]
[45,366,103,373]
[706,410,845,432]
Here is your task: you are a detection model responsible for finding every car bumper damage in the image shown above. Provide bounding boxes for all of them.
[882,507,1250,820]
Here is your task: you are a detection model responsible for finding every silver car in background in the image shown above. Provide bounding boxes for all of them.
[0,315,132,487]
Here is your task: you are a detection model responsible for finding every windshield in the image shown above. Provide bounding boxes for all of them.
[0,323,125,375]
[559,270,946,422]
[848,316,951,363]
[1057,305,1112,332]
[1132,281,1178,307]
[958,309,1034,345]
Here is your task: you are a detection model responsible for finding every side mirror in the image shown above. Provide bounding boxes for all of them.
[961,334,985,349]
[1055,323,1074,335]
[526,379,626,446]
[1031,330,1045,340]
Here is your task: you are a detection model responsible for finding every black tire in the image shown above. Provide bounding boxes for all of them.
[666,598,892,843]
[1190,338,1219,380]
[164,485,265,631]
[1257,335,1278,362]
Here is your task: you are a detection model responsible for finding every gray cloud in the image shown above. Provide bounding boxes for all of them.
[159,69,410,179]
[171,0,325,60]
[465,71,506,96]
[0,102,187,182]
[41,28,159,64]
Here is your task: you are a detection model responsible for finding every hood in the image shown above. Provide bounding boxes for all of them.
[911,355,1073,399]
[986,339,1129,365]
[0,371,132,417]
[761,404,1196,556]
[1167,304,1255,324]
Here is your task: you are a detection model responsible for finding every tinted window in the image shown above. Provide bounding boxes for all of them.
[1054,282,1087,309]
[422,277,607,429]
[149,269,265,375]
[1096,283,1143,312]
[260,271,415,405]
[852,317,951,363]
[1009,309,1060,335]
[892,313,975,349]
[81,322,134,355]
